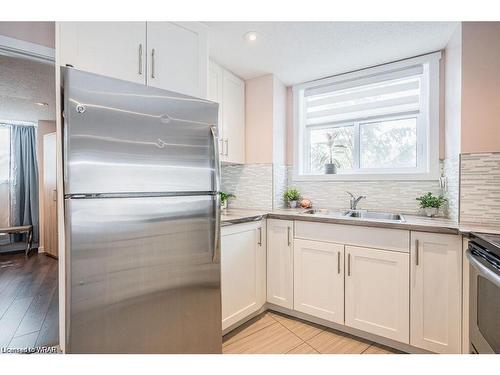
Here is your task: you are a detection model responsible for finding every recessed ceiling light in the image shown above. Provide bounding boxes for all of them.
[244,31,258,42]
[35,102,48,107]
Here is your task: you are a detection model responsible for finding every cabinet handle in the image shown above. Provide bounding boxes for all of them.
[415,239,419,266]
[224,139,229,156]
[258,227,262,246]
[219,139,224,156]
[337,251,341,274]
[347,253,351,276]
[151,48,156,79]
[287,226,291,246]
[138,44,143,75]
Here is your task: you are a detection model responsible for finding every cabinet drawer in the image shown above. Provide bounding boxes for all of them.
[295,221,409,253]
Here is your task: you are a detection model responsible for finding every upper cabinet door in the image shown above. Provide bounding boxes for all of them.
[410,232,462,353]
[146,22,208,99]
[208,61,224,158]
[58,22,147,84]
[222,70,245,164]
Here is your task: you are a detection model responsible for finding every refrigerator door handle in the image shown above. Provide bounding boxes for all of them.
[213,193,221,263]
[210,126,221,193]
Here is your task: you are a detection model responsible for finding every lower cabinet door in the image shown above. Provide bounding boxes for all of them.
[410,232,462,353]
[294,239,344,324]
[221,222,264,330]
[345,246,409,343]
[267,219,294,309]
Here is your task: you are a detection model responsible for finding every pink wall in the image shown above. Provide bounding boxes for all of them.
[444,24,462,159]
[245,75,274,164]
[0,22,55,48]
[461,22,500,153]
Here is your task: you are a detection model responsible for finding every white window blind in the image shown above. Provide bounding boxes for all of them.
[293,52,441,180]
[304,65,423,126]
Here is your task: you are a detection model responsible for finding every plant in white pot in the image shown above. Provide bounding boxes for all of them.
[283,188,301,208]
[416,192,447,217]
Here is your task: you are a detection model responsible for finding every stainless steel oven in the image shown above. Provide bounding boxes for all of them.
[466,233,500,354]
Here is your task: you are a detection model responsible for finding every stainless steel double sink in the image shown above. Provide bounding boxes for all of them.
[301,208,405,222]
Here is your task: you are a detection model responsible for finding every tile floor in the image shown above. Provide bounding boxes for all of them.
[223,311,404,354]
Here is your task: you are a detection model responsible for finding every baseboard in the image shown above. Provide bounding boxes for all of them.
[38,246,45,253]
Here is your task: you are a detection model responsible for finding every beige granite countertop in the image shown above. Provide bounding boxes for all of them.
[221,208,500,235]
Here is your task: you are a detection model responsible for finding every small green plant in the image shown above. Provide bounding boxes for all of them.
[220,192,235,205]
[283,188,300,202]
[416,192,447,209]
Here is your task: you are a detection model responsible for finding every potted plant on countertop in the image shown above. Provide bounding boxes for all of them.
[220,192,235,210]
[284,188,301,208]
[416,192,447,217]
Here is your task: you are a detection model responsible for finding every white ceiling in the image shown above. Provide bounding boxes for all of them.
[206,22,459,85]
[0,54,55,123]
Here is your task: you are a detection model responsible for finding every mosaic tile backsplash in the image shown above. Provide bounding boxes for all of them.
[286,166,443,215]
[460,153,500,225]
[444,156,460,222]
[221,164,273,210]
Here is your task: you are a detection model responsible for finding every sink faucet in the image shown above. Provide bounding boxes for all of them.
[346,191,366,210]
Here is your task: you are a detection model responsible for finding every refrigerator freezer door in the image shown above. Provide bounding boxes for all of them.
[62,67,219,195]
[65,195,221,353]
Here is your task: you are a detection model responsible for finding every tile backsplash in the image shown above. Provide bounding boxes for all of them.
[444,156,460,222]
[286,166,442,215]
[221,164,273,210]
[460,152,500,225]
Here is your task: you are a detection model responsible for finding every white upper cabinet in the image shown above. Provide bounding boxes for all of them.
[58,22,147,84]
[221,70,245,164]
[410,232,462,353]
[208,60,245,164]
[294,239,344,324]
[146,22,208,98]
[267,219,294,309]
[58,22,208,98]
[345,245,409,344]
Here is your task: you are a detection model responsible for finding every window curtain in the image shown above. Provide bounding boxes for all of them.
[10,125,39,243]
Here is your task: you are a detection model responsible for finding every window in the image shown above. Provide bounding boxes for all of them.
[0,125,11,231]
[294,52,441,180]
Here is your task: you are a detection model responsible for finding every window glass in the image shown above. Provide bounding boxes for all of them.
[309,125,354,173]
[360,117,417,169]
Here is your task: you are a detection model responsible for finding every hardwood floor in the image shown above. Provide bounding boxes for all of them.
[223,311,404,354]
[0,252,58,351]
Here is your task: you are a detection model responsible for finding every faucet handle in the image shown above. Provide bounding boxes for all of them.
[346,191,355,198]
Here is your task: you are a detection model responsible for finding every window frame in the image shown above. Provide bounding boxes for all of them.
[293,52,441,181]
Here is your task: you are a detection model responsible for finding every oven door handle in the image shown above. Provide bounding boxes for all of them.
[466,250,500,288]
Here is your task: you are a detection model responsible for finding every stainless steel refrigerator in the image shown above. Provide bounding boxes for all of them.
[61,67,221,353]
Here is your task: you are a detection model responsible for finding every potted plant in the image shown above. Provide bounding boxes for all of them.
[324,132,342,174]
[416,192,447,217]
[284,188,301,208]
[220,192,235,210]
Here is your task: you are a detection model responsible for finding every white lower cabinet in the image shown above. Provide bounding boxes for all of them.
[267,219,294,309]
[221,221,266,331]
[410,232,462,353]
[293,239,344,324]
[345,245,410,343]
